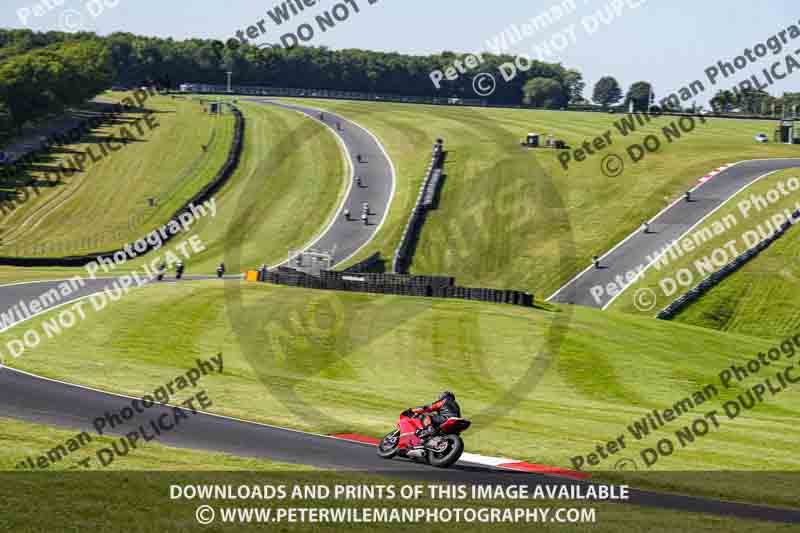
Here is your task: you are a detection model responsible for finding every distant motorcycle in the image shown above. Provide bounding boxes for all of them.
[377,409,470,468]
[216,264,225,278]
[176,263,185,280]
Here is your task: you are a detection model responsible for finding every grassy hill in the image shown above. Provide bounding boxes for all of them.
[0,92,235,257]
[2,281,798,506]
[0,98,346,281]
[280,99,799,296]
[672,214,800,338]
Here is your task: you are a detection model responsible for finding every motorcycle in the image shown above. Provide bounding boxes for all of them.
[376,409,470,468]
[216,266,225,278]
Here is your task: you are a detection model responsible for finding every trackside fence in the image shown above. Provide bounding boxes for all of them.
[657,207,800,319]
[0,108,245,267]
[261,267,533,307]
[392,140,445,274]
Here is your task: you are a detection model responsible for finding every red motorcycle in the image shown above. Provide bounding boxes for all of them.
[376,409,471,468]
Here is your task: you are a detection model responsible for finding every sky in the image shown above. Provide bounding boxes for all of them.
[2,0,799,106]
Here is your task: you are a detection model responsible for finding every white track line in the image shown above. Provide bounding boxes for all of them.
[264,105,354,269]
[0,293,95,335]
[546,159,786,303]
[258,101,396,269]
[0,365,348,445]
[601,168,780,310]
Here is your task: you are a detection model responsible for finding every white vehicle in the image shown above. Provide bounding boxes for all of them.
[754,133,769,143]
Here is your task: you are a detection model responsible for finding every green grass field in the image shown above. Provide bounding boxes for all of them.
[0,98,346,281]
[2,98,800,513]
[672,224,800,338]
[135,100,346,274]
[2,280,798,507]
[280,99,799,295]
[0,93,235,257]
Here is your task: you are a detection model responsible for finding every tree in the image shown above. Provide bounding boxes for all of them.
[0,29,587,107]
[522,77,566,109]
[592,76,623,108]
[710,89,736,112]
[563,68,585,103]
[625,81,652,112]
[735,88,770,114]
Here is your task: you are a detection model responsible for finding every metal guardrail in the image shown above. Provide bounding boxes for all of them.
[392,141,445,274]
[657,208,800,319]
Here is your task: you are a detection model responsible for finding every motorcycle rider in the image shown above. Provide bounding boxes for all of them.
[216,262,225,278]
[412,391,461,440]
[175,261,185,279]
[156,262,166,281]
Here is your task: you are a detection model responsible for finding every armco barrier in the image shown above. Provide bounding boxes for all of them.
[341,252,382,273]
[657,207,800,319]
[0,107,245,267]
[263,267,533,308]
[185,85,786,121]
[392,140,446,274]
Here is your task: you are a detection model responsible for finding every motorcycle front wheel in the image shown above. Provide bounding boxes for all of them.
[376,429,400,459]
[427,435,464,468]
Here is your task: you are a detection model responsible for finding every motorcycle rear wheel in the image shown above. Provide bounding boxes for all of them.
[376,430,400,459]
[427,435,464,468]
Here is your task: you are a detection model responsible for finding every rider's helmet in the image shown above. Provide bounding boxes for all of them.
[439,391,455,401]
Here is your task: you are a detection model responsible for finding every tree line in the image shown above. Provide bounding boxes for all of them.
[0,32,111,137]
[3,27,799,142]
[0,29,586,123]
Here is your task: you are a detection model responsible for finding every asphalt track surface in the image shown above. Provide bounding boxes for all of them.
[0,119,798,520]
[548,158,800,308]
[246,99,395,270]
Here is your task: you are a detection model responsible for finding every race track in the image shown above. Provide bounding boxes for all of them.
[247,99,395,270]
[1,365,799,522]
[0,111,798,522]
[548,158,800,308]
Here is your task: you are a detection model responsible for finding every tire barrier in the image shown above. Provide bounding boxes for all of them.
[0,108,245,267]
[262,267,533,308]
[392,140,446,274]
[657,207,800,320]
[341,252,382,273]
